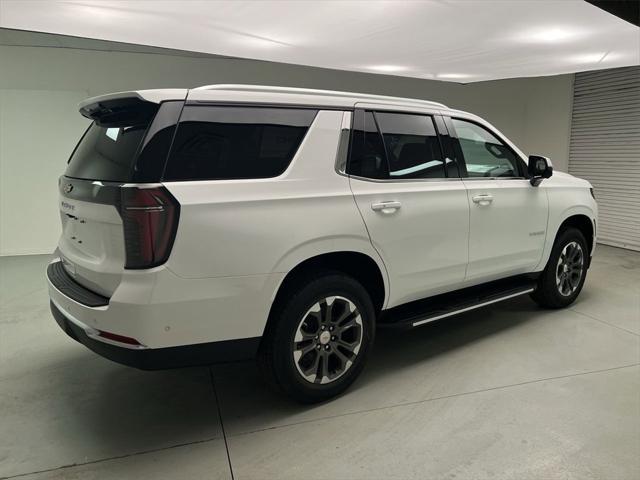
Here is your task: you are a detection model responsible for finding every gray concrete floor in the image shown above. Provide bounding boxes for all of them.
[1,245,638,480]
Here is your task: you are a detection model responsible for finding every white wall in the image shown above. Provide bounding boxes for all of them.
[0,43,574,255]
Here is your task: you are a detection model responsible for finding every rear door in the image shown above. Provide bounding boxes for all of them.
[446,116,549,282]
[58,99,182,296]
[348,107,469,307]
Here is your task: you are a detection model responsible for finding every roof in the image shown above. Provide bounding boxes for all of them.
[78,84,449,113]
[191,84,448,109]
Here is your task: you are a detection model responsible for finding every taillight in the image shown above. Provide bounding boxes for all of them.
[119,186,179,269]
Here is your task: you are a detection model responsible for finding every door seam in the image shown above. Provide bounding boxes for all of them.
[347,175,392,309]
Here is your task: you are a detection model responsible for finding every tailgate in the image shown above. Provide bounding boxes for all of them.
[57,179,125,297]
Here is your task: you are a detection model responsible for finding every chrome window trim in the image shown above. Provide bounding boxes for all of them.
[347,173,464,184]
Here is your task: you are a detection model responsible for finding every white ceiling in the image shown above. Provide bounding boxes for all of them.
[1,0,638,83]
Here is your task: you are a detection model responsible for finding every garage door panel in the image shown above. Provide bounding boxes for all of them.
[573,107,640,119]
[569,66,640,252]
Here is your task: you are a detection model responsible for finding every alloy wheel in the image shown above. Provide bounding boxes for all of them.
[556,241,584,296]
[292,296,363,385]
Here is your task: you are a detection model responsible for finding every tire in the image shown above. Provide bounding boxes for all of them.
[531,227,589,309]
[257,271,375,403]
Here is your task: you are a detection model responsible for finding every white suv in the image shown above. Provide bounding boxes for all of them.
[47,85,597,402]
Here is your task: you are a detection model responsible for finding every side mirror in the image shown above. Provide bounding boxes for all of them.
[528,155,553,186]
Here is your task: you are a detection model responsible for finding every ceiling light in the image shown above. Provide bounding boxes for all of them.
[436,73,474,79]
[69,3,120,19]
[570,52,607,64]
[568,51,621,64]
[366,65,409,73]
[236,36,289,49]
[518,26,583,44]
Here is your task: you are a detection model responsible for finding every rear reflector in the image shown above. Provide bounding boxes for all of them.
[119,186,180,269]
[98,330,142,346]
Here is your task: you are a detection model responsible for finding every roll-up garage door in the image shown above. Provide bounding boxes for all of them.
[568,66,640,251]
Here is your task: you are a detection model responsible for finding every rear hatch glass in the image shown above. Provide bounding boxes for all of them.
[66,100,159,182]
[66,124,147,181]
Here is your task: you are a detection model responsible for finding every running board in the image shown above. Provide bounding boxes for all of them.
[379,275,537,329]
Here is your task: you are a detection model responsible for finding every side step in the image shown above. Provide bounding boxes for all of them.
[379,275,537,329]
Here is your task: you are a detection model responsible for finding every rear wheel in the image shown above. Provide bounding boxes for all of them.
[258,272,375,403]
[531,227,588,308]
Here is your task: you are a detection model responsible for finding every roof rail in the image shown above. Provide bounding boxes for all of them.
[193,84,448,109]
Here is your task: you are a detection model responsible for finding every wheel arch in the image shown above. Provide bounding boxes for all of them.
[538,207,596,271]
[263,250,388,337]
[557,214,594,257]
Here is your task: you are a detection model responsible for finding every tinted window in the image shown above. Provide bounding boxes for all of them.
[376,112,444,179]
[66,123,150,182]
[133,101,182,182]
[163,107,316,181]
[348,111,387,179]
[434,116,460,178]
[451,119,520,178]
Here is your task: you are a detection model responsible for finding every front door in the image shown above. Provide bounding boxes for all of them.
[447,117,549,282]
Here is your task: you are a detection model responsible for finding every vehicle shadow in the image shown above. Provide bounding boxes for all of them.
[208,294,545,434]
[46,295,542,460]
[36,352,220,461]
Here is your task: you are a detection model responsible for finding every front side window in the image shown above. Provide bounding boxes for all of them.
[451,118,521,178]
[376,112,445,179]
[163,106,316,181]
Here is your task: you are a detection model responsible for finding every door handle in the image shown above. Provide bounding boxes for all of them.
[371,201,402,214]
[472,194,493,206]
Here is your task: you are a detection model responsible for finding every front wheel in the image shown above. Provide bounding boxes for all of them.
[258,272,375,403]
[531,227,589,308]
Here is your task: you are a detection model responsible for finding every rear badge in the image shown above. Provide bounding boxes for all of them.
[61,201,75,211]
[63,183,74,194]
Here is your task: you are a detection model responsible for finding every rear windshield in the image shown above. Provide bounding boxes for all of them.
[66,100,159,182]
[65,124,147,181]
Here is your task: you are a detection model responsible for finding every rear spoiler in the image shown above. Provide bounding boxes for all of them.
[79,89,187,126]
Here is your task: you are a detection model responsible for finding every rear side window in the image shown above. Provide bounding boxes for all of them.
[348,110,446,180]
[163,106,317,181]
[348,111,388,179]
[376,112,444,179]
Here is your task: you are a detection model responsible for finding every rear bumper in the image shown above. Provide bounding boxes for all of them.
[46,257,278,368]
[47,260,109,307]
[50,301,260,369]
[47,256,283,350]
